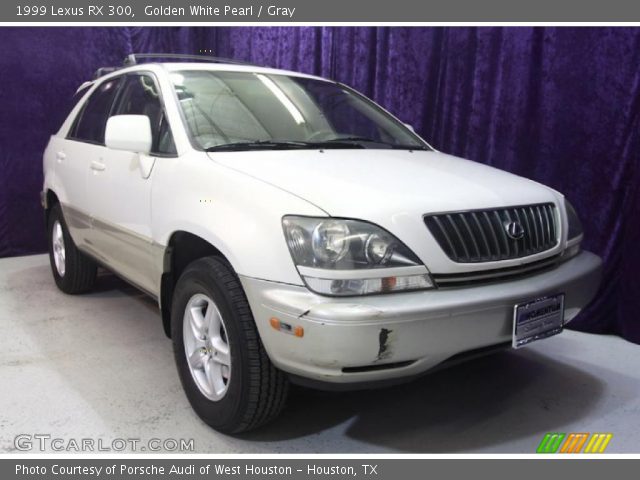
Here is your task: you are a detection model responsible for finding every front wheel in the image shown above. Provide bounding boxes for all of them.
[171,256,289,433]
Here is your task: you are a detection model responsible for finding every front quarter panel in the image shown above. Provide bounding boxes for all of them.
[151,151,325,285]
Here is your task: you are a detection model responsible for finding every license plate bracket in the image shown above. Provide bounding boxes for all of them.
[513,294,565,348]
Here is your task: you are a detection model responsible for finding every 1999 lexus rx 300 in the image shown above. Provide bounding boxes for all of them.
[42,54,602,433]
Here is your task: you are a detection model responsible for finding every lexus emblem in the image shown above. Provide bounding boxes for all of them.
[505,221,525,240]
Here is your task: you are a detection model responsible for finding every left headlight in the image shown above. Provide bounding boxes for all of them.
[282,216,434,296]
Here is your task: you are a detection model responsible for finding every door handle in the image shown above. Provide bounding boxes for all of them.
[55,151,66,162]
[90,160,106,171]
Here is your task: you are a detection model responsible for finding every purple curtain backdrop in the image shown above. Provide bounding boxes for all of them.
[0,27,638,343]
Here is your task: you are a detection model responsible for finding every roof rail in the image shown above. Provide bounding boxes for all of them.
[123,53,252,67]
[92,53,254,80]
[93,66,120,79]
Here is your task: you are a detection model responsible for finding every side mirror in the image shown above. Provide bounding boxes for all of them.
[404,123,416,133]
[105,115,152,154]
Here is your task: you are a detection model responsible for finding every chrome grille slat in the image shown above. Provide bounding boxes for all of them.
[514,208,528,253]
[492,210,511,257]
[446,214,470,261]
[535,205,546,246]
[432,216,458,261]
[504,209,520,256]
[521,207,535,253]
[529,206,541,250]
[547,206,554,244]
[471,212,491,260]
[543,204,554,245]
[460,215,481,259]
[482,211,501,259]
[425,203,558,263]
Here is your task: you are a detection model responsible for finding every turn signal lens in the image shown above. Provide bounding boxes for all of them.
[269,317,304,337]
[303,273,433,296]
[563,242,581,259]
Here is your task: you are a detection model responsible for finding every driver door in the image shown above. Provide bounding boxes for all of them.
[87,72,176,296]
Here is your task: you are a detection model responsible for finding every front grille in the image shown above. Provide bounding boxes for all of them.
[424,203,558,263]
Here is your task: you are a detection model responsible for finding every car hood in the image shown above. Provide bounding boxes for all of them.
[209,149,565,273]
[209,149,561,218]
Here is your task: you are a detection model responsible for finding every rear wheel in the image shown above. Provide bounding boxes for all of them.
[171,256,289,433]
[47,204,97,294]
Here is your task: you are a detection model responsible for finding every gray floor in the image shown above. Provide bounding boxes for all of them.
[1,254,638,453]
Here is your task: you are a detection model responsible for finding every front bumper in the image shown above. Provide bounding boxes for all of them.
[240,251,602,388]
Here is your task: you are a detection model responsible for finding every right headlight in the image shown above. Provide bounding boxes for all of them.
[563,199,583,259]
[564,199,583,241]
[282,216,434,296]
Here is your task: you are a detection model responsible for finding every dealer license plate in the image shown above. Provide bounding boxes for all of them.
[513,294,565,348]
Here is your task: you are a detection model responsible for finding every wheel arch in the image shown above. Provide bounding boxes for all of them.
[42,189,61,230]
[160,230,235,338]
[43,188,60,212]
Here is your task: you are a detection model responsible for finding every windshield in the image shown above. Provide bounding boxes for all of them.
[170,70,429,151]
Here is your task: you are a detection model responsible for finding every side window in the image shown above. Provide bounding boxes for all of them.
[112,74,177,155]
[56,84,91,132]
[69,77,121,144]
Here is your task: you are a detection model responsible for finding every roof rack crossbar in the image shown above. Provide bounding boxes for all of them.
[123,53,252,66]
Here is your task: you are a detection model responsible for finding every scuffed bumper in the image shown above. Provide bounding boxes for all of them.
[240,251,602,388]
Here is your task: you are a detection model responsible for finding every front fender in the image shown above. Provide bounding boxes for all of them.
[152,153,326,285]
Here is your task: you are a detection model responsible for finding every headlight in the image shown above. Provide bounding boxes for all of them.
[282,216,434,296]
[283,216,421,269]
[564,199,583,240]
[311,220,351,263]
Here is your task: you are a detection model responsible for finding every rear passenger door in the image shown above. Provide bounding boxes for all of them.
[86,72,176,296]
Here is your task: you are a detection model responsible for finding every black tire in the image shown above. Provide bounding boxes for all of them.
[171,256,289,433]
[47,203,97,294]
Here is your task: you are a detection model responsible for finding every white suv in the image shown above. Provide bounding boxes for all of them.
[42,54,602,433]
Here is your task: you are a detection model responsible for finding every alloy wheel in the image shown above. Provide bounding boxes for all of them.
[182,293,231,401]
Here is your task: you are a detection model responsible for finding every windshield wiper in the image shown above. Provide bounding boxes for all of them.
[206,140,366,151]
[204,137,427,152]
[320,136,428,150]
[389,144,429,150]
[205,140,312,152]
[322,136,381,144]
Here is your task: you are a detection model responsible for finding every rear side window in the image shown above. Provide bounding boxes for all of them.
[57,84,91,131]
[112,74,176,155]
[69,77,121,144]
